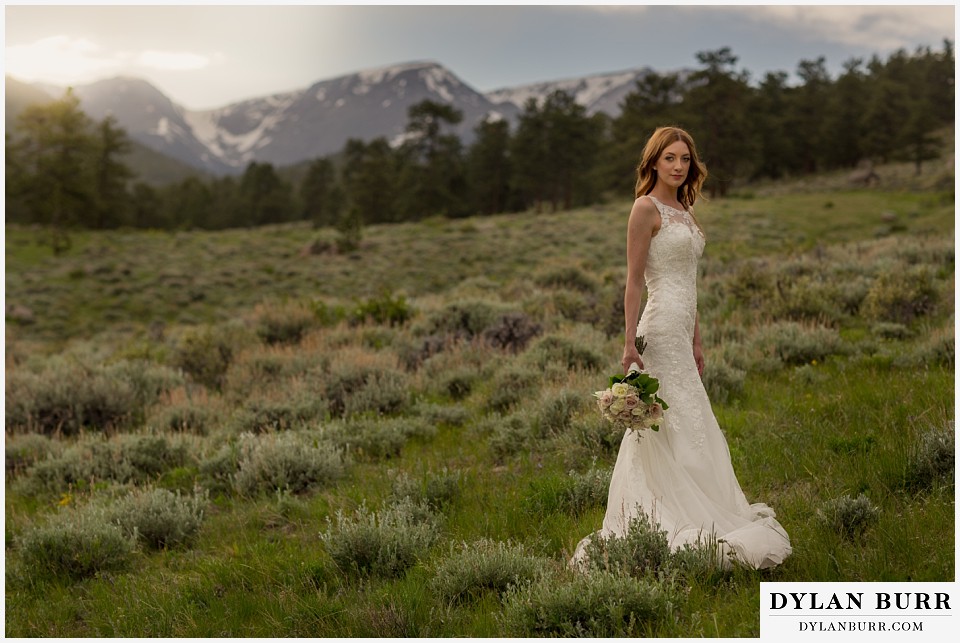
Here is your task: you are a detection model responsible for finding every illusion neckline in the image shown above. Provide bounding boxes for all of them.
[647,195,705,240]
[647,195,689,214]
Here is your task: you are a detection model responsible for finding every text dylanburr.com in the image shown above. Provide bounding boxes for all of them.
[761,582,955,639]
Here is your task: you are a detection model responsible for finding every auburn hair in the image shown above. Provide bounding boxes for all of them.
[634,126,708,211]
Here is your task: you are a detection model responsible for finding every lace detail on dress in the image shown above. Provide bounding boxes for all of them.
[638,195,707,452]
[571,192,792,572]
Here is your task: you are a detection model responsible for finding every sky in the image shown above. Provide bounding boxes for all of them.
[3,3,956,111]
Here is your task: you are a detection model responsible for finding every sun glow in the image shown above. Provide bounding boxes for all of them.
[5,35,222,86]
[5,35,124,84]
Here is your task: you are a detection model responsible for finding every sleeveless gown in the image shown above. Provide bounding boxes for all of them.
[572,195,792,570]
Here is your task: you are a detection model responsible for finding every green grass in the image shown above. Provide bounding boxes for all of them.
[5,163,955,636]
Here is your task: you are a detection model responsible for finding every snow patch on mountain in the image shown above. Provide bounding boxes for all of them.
[486,67,650,115]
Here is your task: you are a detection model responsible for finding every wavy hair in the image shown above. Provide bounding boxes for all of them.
[634,126,708,211]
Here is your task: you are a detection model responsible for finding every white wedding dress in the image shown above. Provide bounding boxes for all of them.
[572,195,792,570]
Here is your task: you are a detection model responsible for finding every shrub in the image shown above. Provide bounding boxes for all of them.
[755,321,846,366]
[862,268,939,324]
[524,334,604,372]
[412,402,469,427]
[430,539,551,604]
[901,425,955,491]
[342,370,411,417]
[253,300,320,345]
[898,329,954,368]
[563,414,625,459]
[320,499,441,578]
[702,358,746,405]
[108,487,208,550]
[485,365,541,413]
[833,276,872,315]
[5,357,180,436]
[727,260,775,308]
[435,367,478,401]
[116,434,191,479]
[534,265,598,293]
[817,493,880,538]
[350,292,414,327]
[227,395,328,434]
[104,360,183,410]
[482,312,543,353]
[327,417,423,461]
[484,413,531,462]
[233,431,347,495]
[417,300,507,339]
[24,434,190,494]
[6,433,59,476]
[524,467,612,516]
[173,324,251,391]
[583,512,671,578]
[323,362,410,418]
[389,468,462,511]
[499,571,677,637]
[149,401,215,435]
[198,443,239,495]
[17,506,136,581]
[871,322,914,340]
[770,276,842,324]
[533,389,589,437]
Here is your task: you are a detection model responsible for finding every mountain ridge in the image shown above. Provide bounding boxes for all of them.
[6,60,656,176]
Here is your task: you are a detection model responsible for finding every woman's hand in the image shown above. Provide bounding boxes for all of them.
[693,343,705,378]
[622,344,644,374]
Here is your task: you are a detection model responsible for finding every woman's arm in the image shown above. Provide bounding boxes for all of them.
[693,313,705,377]
[622,197,659,373]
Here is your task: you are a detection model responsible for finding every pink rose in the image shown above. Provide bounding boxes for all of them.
[647,403,663,421]
[623,395,640,409]
[599,390,614,407]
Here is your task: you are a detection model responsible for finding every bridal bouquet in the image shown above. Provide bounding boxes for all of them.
[594,336,669,437]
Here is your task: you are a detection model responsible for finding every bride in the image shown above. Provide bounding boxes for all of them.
[572,126,792,570]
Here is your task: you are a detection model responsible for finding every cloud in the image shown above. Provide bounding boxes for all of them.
[728,6,954,50]
[136,50,222,71]
[5,35,123,83]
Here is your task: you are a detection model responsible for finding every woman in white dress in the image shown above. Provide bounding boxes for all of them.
[573,126,792,570]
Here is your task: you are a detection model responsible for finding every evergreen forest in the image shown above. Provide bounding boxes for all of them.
[5,44,954,247]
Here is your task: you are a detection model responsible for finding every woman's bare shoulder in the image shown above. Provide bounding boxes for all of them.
[629,196,661,229]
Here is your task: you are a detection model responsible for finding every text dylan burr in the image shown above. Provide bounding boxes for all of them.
[770,592,951,610]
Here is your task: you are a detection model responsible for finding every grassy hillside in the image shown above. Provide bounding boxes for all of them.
[4,162,955,636]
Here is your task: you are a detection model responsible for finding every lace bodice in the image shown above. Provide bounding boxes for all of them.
[639,195,705,345]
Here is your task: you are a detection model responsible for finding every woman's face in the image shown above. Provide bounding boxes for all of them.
[654,141,691,190]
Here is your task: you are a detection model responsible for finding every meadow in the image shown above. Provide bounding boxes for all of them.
[4,155,955,636]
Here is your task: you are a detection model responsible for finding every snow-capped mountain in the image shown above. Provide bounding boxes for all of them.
[53,62,517,174]
[484,67,653,116]
[16,61,663,176]
[72,76,236,174]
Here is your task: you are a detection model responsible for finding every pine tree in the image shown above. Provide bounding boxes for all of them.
[5,88,96,254]
[820,58,867,169]
[92,115,135,229]
[400,99,467,218]
[300,157,342,227]
[684,48,754,196]
[606,71,685,193]
[751,71,796,179]
[239,162,295,226]
[467,117,512,215]
[510,98,550,212]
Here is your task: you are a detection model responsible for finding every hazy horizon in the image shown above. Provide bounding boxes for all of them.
[4,4,955,111]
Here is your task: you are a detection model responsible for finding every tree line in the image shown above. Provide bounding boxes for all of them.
[5,43,954,248]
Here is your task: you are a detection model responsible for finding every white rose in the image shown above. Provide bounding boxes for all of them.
[611,383,630,397]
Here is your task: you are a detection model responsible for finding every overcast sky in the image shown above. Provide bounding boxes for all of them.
[4,3,956,111]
